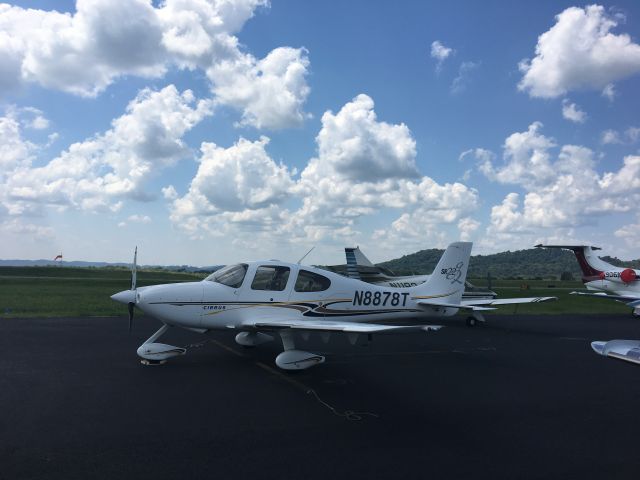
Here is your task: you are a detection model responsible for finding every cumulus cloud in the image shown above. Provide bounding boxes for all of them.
[1,85,212,216]
[430,40,454,72]
[208,47,311,129]
[519,5,640,98]
[562,99,587,123]
[479,123,640,242]
[0,0,310,130]
[168,94,479,248]
[171,136,294,221]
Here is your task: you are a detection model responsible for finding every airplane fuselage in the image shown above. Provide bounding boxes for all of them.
[136,261,459,331]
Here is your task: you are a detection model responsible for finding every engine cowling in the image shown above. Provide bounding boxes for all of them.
[620,268,638,284]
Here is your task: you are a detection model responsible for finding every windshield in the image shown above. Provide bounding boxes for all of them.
[205,264,248,288]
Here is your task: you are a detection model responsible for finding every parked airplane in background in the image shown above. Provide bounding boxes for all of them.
[536,245,640,317]
[329,246,497,300]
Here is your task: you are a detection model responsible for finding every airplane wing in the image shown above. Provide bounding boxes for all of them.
[570,291,640,307]
[591,340,640,365]
[241,317,442,333]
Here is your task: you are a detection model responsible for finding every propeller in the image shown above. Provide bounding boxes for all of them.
[128,246,138,333]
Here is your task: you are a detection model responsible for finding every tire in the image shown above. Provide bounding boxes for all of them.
[466,316,476,327]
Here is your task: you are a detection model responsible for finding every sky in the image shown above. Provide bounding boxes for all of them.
[1,0,640,266]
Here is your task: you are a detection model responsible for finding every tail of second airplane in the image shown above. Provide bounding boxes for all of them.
[536,244,612,280]
[412,242,472,305]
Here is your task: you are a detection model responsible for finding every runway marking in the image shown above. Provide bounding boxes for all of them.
[198,338,379,422]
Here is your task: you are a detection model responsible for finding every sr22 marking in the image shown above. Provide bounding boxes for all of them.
[353,290,409,307]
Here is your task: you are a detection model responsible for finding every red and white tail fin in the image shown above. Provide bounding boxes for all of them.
[536,244,612,280]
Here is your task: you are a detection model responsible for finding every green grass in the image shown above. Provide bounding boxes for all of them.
[0,267,204,318]
[0,268,632,318]
[467,278,631,315]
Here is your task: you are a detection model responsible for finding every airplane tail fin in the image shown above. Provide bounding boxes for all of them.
[413,242,472,304]
[346,246,375,267]
[535,244,609,279]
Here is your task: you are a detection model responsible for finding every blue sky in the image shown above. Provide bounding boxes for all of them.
[1,1,640,265]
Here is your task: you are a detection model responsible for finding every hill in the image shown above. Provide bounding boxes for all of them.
[378,247,640,280]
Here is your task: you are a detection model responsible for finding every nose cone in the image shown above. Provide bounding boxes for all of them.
[111,289,136,305]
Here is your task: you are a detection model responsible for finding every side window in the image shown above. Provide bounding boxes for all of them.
[251,266,291,291]
[294,270,331,292]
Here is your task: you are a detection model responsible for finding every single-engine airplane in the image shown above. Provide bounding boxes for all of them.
[111,242,555,369]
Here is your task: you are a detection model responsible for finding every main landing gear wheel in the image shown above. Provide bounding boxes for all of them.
[466,316,477,327]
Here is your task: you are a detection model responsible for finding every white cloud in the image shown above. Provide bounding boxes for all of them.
[480,123,640,244]
[602,129,622,145]
[169,136,295,236]
[0,0,309,130]
[480,122,556,189]
[562,99,587,123]
[458,217,480,241]
[0,218,54,239]
[0,112,35,174]
[450,61,479,94]
[1,85,212,216]
[519,5,640,98]
[168,94,479,249]
[601,126,640,145]
[208,47,311,129]
[430,40,454,72]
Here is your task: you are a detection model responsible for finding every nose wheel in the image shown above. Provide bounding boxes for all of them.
[137,324,186,364]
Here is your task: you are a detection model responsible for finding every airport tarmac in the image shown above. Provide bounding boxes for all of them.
[1,313,639,479]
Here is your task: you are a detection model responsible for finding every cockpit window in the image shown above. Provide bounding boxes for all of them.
[294,270,331,292]
[251,266,290,291]
[205,264,248,288]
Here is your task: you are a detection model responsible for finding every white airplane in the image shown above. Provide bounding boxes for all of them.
[110,242,553,369]
[536,245,640,317]
[537,245,640,366]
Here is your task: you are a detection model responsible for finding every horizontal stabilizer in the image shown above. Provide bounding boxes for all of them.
[242,318,442,334]
[462,297,557,306]
[591,339,640,365]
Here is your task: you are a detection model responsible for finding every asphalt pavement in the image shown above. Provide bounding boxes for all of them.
[1,313,639,479]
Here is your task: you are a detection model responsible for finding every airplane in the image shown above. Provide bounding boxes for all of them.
[536,244,640,366]
[328,246,497,300]
[111,242,556,370]
[536,245,640,317]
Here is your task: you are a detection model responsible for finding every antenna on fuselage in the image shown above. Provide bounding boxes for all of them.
[297,246,315,264]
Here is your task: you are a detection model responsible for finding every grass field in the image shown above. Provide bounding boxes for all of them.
[0,266,203,318]
[0,267,633,317]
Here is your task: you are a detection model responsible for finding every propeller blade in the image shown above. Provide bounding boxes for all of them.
[128,302,134,333]
[131,246,138,291]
